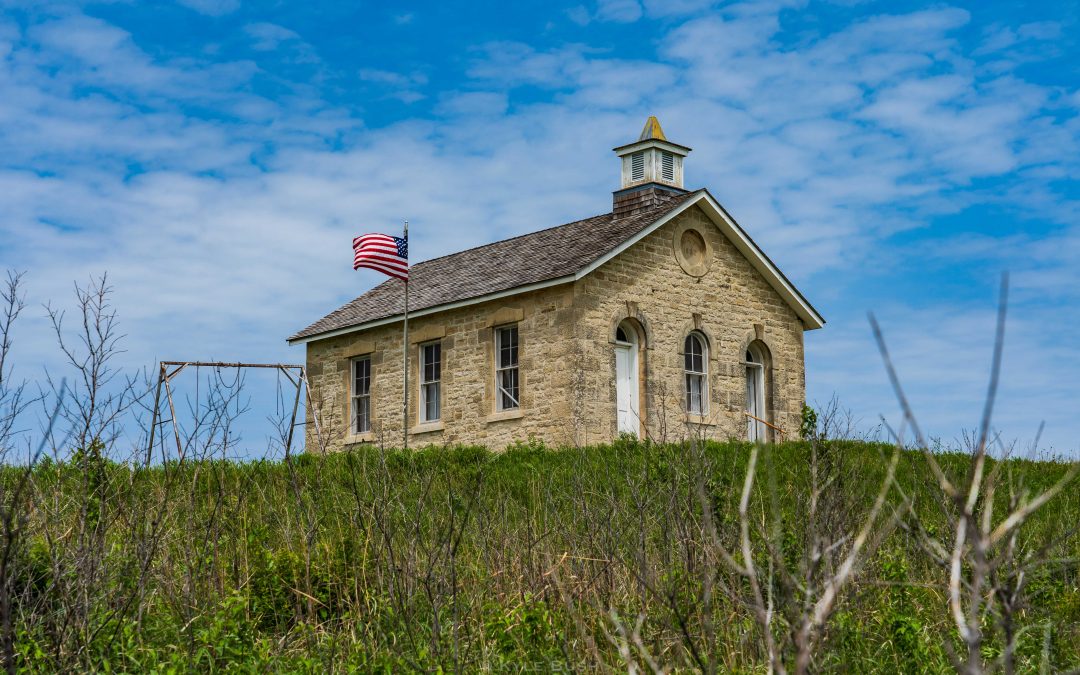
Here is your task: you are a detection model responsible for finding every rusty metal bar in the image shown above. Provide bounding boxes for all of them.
[145,364,165,466]
[283,368,303,458]
[162,372,185,461]
[160,361,303,369]
[278,366,299,388]
[166,364,188,380]
[743,411,785,435]
[300,367,327,454]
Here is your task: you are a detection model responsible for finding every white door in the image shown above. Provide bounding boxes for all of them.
[615,344,639,435]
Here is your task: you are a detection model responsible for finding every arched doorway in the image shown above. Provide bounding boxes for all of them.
[614,320,642,436]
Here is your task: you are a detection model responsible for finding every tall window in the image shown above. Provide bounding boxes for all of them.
[420,342,441,423]
[495,325,519,411]
[745,345,766,442]
[351,356,371,434]
[684,333,707,415]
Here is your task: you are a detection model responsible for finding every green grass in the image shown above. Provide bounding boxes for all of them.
[5,439,1079,672]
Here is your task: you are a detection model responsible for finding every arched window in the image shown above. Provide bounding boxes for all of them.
[684,333,707,415]
[745,344,766,442]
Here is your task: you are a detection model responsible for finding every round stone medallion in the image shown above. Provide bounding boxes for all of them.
[673,222,712,276]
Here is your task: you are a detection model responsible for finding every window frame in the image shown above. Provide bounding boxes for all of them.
[350,355,372,435]
[683,332,708,416]
[494,324,520,412]
[419,341,442,423]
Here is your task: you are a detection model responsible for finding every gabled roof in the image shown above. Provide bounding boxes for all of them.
[288,189,823,344]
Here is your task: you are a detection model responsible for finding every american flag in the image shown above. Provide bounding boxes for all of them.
[353,233,409,281]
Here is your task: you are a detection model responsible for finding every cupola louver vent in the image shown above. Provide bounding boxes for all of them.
[661,151,675,182]
[630,152,645,181]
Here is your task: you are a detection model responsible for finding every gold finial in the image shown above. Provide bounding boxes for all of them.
[638,116,666,141]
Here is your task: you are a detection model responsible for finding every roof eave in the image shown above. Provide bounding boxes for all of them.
[695,190,825,329]
[612,139,692,155]
[286,273,578,346]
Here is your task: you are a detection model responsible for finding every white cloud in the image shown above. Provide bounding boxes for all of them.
[436,91,509,117]
[357,67,428,102]
[244,22,297,50]
[175,0,240,16]
[641,0,717,17]
[596,0,643,23]
[567,5,591,25]
[243,22,319,63]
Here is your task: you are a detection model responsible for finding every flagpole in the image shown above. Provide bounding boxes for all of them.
[402,220,409,451]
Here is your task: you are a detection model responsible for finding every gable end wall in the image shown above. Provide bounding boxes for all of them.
[571,205,806,442]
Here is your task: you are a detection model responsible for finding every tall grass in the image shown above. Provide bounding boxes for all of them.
[4,439,1078,672]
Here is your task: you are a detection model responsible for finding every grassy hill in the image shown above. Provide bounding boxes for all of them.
[5,439,1079,672]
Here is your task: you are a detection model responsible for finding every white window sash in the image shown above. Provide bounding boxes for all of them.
[685,372,706,415]
[419,343,441,422]
[495,326,520,411]
[683,336,708,415]
[353,395,370,433]
[352,357,371,434]
[745,362,765,441]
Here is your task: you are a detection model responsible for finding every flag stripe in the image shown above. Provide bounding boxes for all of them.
[353,253,407,268]
[352,252,408,268]
[356,260,408,280]
[353,250,406,263]
[353,234,394,244]
[355,246,400,257]
[354,257,408,273]
[355,257,406,275]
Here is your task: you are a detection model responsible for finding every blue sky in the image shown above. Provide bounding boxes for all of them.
[1,0,1078,457]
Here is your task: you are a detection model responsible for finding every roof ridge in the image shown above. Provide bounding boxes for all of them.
[408,194,692,269]
[408,210,613,268]
[343,212,620,301]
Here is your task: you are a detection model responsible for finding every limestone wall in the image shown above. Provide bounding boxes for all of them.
[303,285,579,452]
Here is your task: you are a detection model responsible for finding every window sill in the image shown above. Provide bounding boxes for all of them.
[485,409,524,425]
[344,432,375,444]
[684,414,716,427]
[410,421,444,435]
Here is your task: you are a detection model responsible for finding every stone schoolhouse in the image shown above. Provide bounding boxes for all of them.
[288,118,824,452]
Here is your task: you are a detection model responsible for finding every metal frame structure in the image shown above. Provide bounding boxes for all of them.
[145,361,325,464]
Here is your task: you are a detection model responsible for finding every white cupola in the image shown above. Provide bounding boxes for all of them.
[611,117,692,217]
[613,116,691,190]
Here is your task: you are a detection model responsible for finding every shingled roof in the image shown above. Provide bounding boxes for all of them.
[288,192,698,343]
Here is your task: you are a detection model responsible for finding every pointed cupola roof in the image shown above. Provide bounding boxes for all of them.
[639,115,667,141]
[613,116,692,156]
